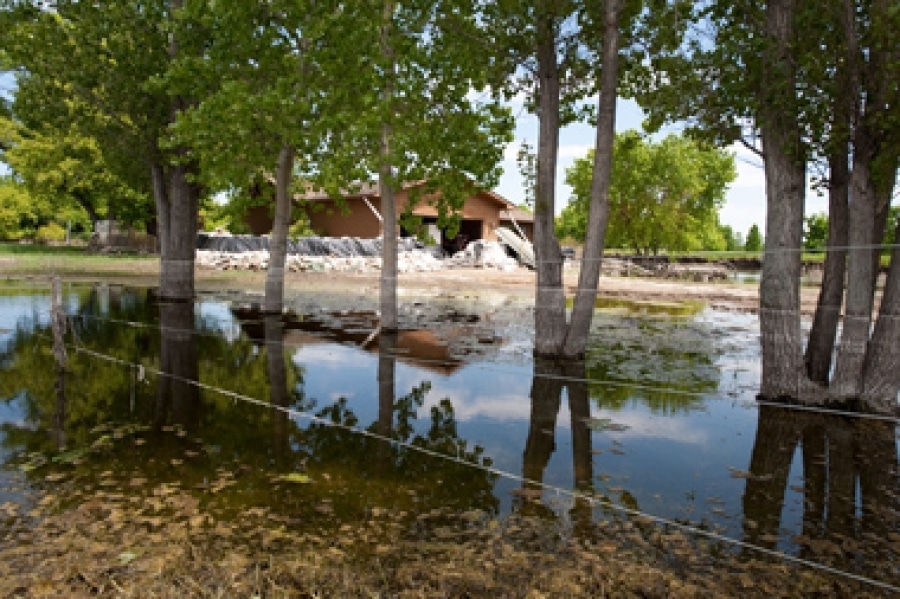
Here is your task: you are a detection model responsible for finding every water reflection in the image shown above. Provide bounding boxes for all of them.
[519,360,595,532]
[156,302,200,430]
[264,315,291,465]
[0,284,897,588]
[744,405,899,580]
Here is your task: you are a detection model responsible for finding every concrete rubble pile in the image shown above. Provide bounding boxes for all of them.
[195,232,528,273]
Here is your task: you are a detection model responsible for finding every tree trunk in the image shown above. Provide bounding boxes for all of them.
[157,0,198,302]
[532,2,567,357]
[757,0,809,400]
[264,144,295,314]
[158,163,198,301]
[562,0,620,358]
[805,152,848,383]
[860,214,900,411]
[151,162,170,259]
[830,135,877,398]
[379,146,398,332]
[378,0,398,333]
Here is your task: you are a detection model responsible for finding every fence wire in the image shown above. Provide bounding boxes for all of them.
[64,338,900,595]
[67,310,900,424]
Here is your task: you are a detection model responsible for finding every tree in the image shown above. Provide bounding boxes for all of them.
[482,0,643,358]
[2,1,208,300]
[558,131,736,254]
[0,176,33,239]
[744,224,763,253]
[719,224,743,252]
[166,1,368,314]
[802,212,829,251]
[633,0,900,409]
[345,0,512,332]
[3,122,150,230]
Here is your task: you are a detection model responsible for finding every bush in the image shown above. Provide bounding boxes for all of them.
[35,222,67,244]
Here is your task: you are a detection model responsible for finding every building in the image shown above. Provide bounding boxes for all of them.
[244,180,533,254]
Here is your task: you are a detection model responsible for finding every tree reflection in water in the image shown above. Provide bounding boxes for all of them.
[155,301,200,431]
[519,360,595,534]
[744,405,899,583]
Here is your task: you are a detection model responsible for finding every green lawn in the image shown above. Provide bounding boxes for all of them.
[0,242,160,279]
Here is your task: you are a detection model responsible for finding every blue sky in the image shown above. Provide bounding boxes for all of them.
[1,70,822,237]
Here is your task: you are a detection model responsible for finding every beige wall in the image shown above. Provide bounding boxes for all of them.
[244,187,530,242]
[306,198,382,238]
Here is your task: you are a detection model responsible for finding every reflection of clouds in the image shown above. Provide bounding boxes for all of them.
[420,388,532,422]
[591,410,712,446]
[292,345,374,369]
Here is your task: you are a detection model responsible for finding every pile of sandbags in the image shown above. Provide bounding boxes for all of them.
[195,248,445,273]
[445,240,520,271]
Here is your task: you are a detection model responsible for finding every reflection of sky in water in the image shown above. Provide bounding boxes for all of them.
[0,286,896,568]
[289,321,772,537]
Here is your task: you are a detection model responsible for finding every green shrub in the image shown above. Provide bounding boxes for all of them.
[35,222,67,244]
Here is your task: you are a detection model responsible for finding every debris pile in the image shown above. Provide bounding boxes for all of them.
[195,249,446,273]
[445,240,521,271]
[195,232,530,273]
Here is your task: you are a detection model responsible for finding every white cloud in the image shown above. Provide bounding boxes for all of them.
[558,144,594,159]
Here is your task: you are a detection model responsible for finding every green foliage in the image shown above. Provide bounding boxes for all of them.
[744,224,763,252]
[718,224,743,252]
[34,222,66,244]
[0,177,35,240]
[803,212,829,251]
[885,205,900,248]
[4,121,150,228]
[557,131,736,254]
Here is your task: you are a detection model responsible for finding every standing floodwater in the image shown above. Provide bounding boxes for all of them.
[0,281,896,595]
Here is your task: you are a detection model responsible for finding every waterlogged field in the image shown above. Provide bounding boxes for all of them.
[0,280,897,597]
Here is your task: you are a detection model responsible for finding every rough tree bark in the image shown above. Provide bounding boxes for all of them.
[157,162,199,301]
[861,215,900,411]
[532,1,567,357]
[264,144,295,314]
[804,152,849,384]
[829,0,895,404]
[830,130,878,397]
[757,0,809,400]
[379,142,399,332]
[562,0,621,358]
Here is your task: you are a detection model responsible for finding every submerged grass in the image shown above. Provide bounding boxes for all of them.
[565,295,707,317]
[0,475,876,598]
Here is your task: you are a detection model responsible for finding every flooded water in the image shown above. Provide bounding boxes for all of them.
[0,280,898,593]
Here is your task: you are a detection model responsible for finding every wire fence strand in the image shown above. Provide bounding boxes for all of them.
[66,310,900,424]
[67,339,900,595]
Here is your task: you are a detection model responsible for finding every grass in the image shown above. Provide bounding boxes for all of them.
[0,242,160,281]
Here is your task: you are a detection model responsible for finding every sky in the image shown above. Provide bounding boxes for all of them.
[0,69,825,238]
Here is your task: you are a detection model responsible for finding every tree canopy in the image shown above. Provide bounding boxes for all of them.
[557,131,736,254]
